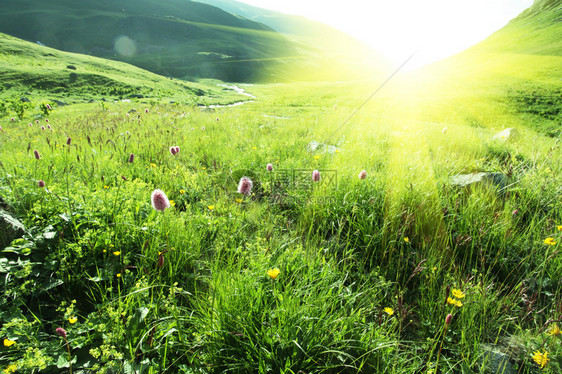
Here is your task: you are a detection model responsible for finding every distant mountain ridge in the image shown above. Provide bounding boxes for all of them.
[194,0,390,73]
[0,0,387,82]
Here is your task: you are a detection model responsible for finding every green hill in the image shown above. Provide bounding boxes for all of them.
[400,0,561,136]
[194,0,390,75]
[0,0,386,82]
[0,32,245,104]
[0,0,295,82]
[482,0,562,55]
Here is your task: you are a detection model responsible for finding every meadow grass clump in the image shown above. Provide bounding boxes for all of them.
[192,250,403,373]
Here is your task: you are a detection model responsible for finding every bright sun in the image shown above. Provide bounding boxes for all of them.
[236,0,534,69]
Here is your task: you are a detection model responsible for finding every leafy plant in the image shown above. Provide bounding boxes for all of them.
[8,97,29,120]
[39,102,54,117]
[0,100,7,117]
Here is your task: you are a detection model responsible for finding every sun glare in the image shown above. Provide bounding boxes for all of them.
[237,0,534,69]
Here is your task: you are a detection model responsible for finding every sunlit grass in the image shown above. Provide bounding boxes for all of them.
[0,4,561,371]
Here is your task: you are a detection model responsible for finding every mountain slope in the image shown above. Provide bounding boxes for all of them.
[400,0,561,136]
[422,0,561,80]
[0,32,244,104]
[466,0,561,57]
[194,0,390,73]
[0,0,300,82]
[0,0,387,82]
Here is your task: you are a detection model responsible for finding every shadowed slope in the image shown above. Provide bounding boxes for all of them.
[0,32,245,103]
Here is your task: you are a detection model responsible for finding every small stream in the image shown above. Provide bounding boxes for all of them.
[199,84,256,109]
[217,84,256,99]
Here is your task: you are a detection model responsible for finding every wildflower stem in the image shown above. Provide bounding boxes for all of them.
[64,336,73,374]
[435,325,448,374]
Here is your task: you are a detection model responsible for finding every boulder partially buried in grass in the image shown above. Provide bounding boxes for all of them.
[450,172,509,194]
[492,128,519,142]
[0,209,26,249]
[479,345,516,374]
[307,140,341,154]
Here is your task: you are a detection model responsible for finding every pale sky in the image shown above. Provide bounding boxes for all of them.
[236,0,535,69]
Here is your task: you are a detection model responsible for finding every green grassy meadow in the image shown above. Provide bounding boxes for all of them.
[1,1,562,373]
[1,76,561,373]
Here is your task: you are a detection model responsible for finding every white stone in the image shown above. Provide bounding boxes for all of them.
[493,128,519,142]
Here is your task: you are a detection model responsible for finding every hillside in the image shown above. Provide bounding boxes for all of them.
[0,32,245,104]
[458,0,561,60]
[0,0,387,82]
[195,0,390,74]
[398,0,561,136]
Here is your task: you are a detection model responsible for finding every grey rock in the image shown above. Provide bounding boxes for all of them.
[450,172,508,193]
[493,128,519,142]
[0,209,26,249]
[479,345,516,374]
[20,97,31,103]
[308,140,324,152]
[307,141,342,154]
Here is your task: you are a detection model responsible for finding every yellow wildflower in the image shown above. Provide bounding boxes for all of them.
[103,185,109,189]
[547,324,561,336]
[383,307,394,316]
[404,237,409,243]
[3,339,15,347]
[169,200,176,207]
[447,297,462,307]
[235,198,243,203]
[252,146,257,150]
[68,317,78,324]
[208,205,215,210]
[532,350,549,369]
[267,268,280,280]
[179,189,185,194]
[314,155,320,160]
[150,163,156,168]
[557,225,562,231]
[113,251,121,256]
[3,364,17,374]
[544,237,556,246]
[451,289,465,299]
[116,273,121,278]
[103,249,106,253]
